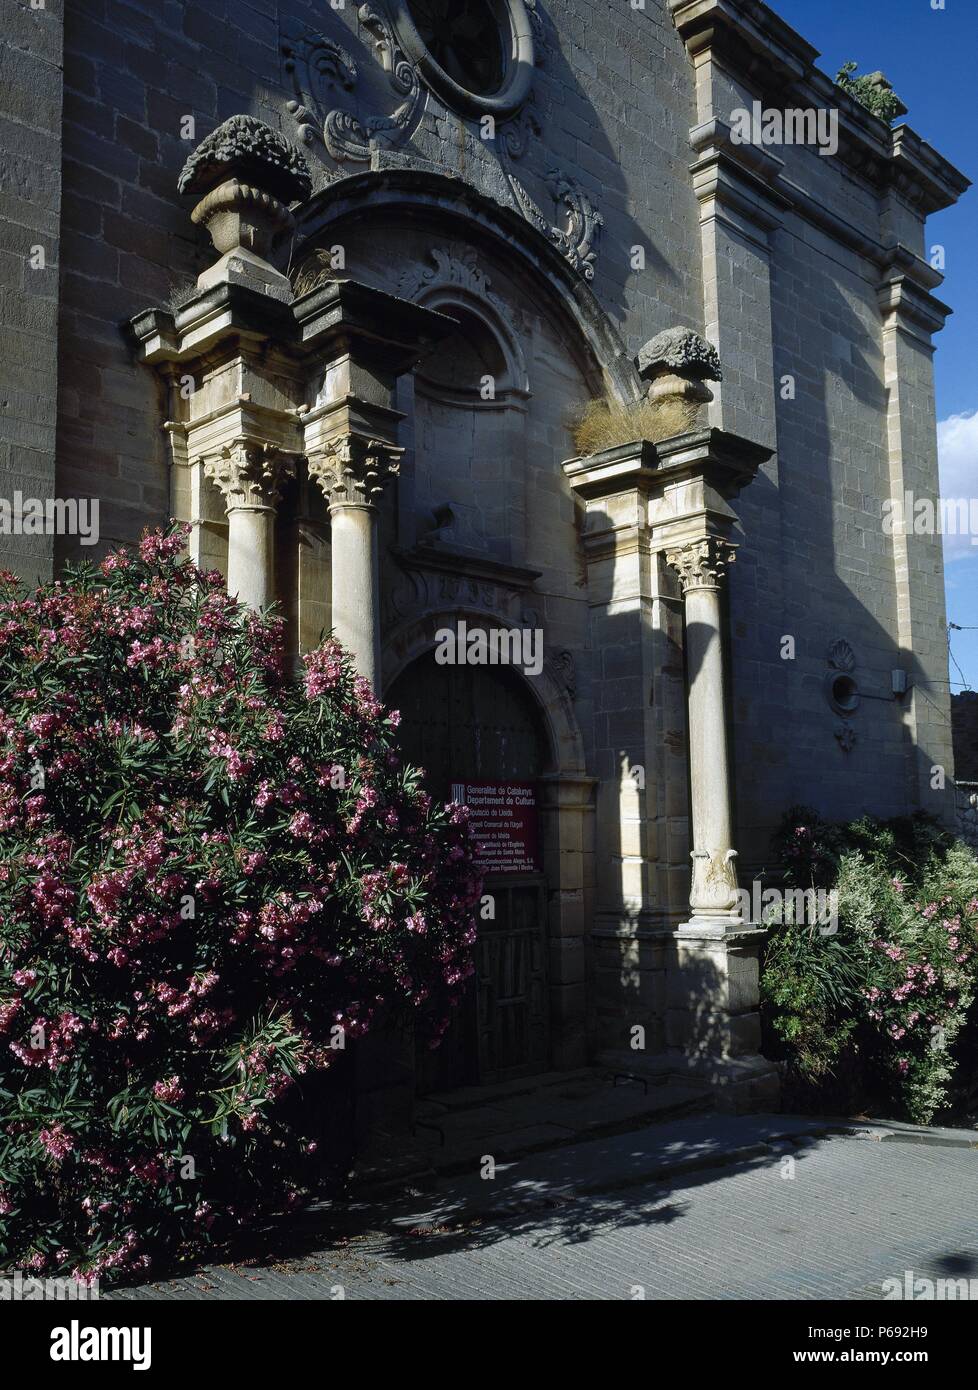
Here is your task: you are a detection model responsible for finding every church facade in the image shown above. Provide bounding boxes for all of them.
[1,0,969,1123]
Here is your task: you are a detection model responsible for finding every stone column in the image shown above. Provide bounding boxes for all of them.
[308,435,403,692]
[204,441,296,612]
[665,536,740,930]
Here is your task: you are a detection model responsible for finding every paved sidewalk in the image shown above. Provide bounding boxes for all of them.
[107,1112,978,1301]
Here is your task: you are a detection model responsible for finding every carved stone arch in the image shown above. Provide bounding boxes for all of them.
[397,257,530,403]
[381,607,587,778]
[290,167,643,406]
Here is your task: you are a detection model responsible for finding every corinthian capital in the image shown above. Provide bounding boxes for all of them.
[203,439,296,510]
[308,435,404,511]
[666,536,737,593]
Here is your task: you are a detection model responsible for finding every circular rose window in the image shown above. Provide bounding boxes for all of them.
[407,0,505,95]
[389,0,535,118]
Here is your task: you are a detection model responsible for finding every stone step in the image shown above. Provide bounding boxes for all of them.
[349,1070,712,1197]
[413,1080,712,1178]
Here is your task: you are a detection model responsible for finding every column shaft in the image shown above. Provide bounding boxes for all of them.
[666,536,741,927]
[226,504,276,612]
[203,441,295,613]
[308,435,402,693]
[329,503,380,691]
[684,582,733,858]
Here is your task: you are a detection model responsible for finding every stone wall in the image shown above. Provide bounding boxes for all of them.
[0,0,64,584]
[956,784,978,851]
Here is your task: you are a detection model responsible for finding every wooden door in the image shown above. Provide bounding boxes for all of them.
[387,651,550,1090]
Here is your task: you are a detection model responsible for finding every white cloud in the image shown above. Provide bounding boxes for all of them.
[938,410,978,564]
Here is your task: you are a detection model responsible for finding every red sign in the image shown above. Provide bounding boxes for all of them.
[452,781,540,874]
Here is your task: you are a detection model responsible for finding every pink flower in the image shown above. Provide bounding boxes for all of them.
[152,1076,185,1104]
[39,1123,74,1162]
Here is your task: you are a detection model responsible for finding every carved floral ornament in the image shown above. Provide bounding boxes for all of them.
[665,537,737,594]
[202,440,298,510]
[281,3,603,282]
[307,435,404,510]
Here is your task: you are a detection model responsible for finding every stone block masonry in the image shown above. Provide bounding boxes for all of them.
[0,0,64,584]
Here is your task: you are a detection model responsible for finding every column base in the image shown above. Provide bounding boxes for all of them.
[677,914,759,939]
[666,920,773,1075]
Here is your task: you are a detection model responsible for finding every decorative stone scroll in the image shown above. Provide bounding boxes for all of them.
[283,9,423,166]
[508,168,603,280]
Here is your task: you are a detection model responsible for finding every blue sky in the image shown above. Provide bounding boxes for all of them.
[771,0,978,691]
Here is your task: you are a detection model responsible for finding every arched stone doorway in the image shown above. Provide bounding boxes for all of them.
[388,651,552,1090]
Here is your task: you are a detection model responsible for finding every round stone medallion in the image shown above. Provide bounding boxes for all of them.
[389,0,535,117]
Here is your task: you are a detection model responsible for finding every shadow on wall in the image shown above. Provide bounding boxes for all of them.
[728,246,952,868]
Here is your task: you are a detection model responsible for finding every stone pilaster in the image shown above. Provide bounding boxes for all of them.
[878,251,957,821]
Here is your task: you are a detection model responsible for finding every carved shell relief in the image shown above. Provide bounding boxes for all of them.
[827,638,856,672]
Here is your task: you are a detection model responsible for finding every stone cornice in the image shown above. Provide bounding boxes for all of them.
[688,121,962,327]
[128,277,456,376]
[391,544,542,591]
[128,282,298,366]
[877,274,953,344]
[670,0,970,217]
[563,428,772,502]
[292,279,456,372]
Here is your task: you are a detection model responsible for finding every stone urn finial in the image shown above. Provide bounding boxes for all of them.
[178,115,312,302]
[636,327,722,436]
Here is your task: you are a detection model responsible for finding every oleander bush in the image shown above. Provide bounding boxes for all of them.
[0,528,480,1284]
[761,808,978,1123]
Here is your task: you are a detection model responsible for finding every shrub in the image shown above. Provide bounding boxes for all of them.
[0,529,480,1283]
[570,395,680,457]
[835,62,905,123]
[761,808,978,1123]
